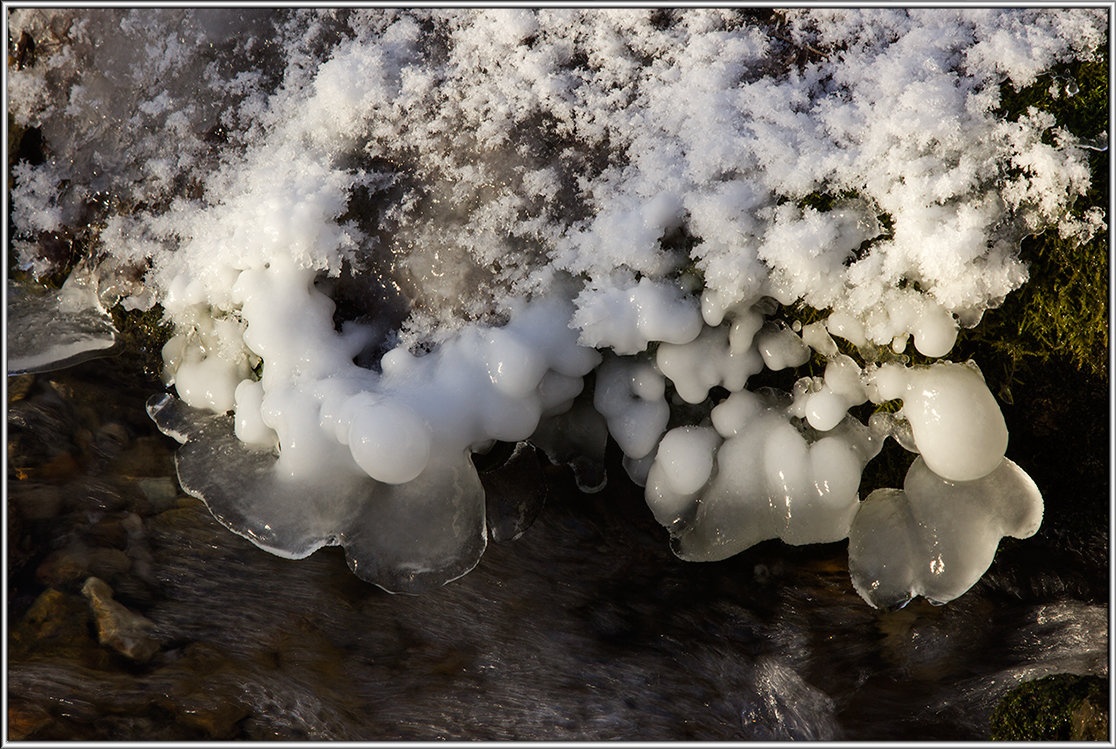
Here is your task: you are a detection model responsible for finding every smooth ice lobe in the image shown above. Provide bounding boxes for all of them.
[647,391,880,561]
[848,456,1043,609]
[656,427,720,497]
[573,278,704,355]
[873,362,1009,481]
[348,398,432,485]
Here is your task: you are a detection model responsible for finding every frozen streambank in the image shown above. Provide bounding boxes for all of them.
[6,9,1105,603]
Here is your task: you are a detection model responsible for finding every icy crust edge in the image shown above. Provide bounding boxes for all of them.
[7,279,120,376]
[146,393,488,594]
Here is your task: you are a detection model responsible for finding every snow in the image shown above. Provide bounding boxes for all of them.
[8,8,1095,599]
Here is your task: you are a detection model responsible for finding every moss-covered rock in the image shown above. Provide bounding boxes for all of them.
[990,673,1108,740]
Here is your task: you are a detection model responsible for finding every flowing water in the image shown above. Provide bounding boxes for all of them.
[5,347,1108,740]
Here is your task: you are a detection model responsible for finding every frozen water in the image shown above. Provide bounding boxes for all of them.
[7,7,1096,600]
[848,456,1044,609]
[868,361,1009,481]
[648,390,882,561]
[7,279,119,375]
[147,393,487,593]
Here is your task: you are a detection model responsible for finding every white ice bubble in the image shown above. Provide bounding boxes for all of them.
[233,379,277,448]
[912,303,958,358]
[657,325,764,404]
[174,355,243,413]
[592,355,669,460]
[756,323,811,371]
[348,398,433,485]
[893,362,1009,481]
[805,390,848,432]
[484,327,549,399]
[649,399,877,562]
[655,426,721,496]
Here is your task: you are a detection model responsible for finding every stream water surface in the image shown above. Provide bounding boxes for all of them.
[5,349,1110,741]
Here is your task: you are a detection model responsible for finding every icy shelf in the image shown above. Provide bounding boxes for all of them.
[7,279,119,375]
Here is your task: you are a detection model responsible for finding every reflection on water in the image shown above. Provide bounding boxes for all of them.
[6,355,1109,740]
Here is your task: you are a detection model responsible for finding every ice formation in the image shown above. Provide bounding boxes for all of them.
[7,275,118,374]
[6,9,1104,602]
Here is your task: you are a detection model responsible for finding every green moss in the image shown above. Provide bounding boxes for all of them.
[990,674,1108,741]
[954,45,1110,399]
[108,304,173,383]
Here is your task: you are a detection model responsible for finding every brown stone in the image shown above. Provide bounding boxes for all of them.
[37,546,131,587]
[175,691,249,738]
[81,576,160,662]
[10,588,92,655]
[7,701,52,740]
[8,483,65,520]
[7,374,35,402]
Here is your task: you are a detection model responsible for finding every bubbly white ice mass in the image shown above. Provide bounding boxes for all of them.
[8,8,1099,598]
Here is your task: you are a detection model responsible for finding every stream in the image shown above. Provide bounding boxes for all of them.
[5,346,1108,740]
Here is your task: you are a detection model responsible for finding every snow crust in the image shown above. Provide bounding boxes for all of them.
[8,8,1097,600]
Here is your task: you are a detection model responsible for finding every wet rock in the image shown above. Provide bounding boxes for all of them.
[107,435,177,478]
[7,701,53,740]
[37,545,131,587]
[173,690,249,738]
[10,587,92,654]
[89,421,131,466]
[989,673,1108,740]
[8,374,35,402]
[8,483,65,520]
[83,515,129,549]
[74,476,145,513]
[135,476,181,512]
[81,576,160,662]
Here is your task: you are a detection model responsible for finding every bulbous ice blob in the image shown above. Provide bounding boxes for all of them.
[805,390,848,432]
[710,389,767,438]
[572,277,703,355]
[593,354,669,460]
[655,426,720,496]
[647,396,880,561]
[912,303,958,357]
[233,379,277,448]
[348,397,433,485]
[729,307,765,355]
[756,322,811,370]
[801,320,839,357]
[147,393,487,594]
[657,325,764,404]
[483,327,549,399]
[872,362,1008,481]
[174,355,244,413]
[848,456,1043,609]
[825,311,867,349]
[802,355,868,431]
